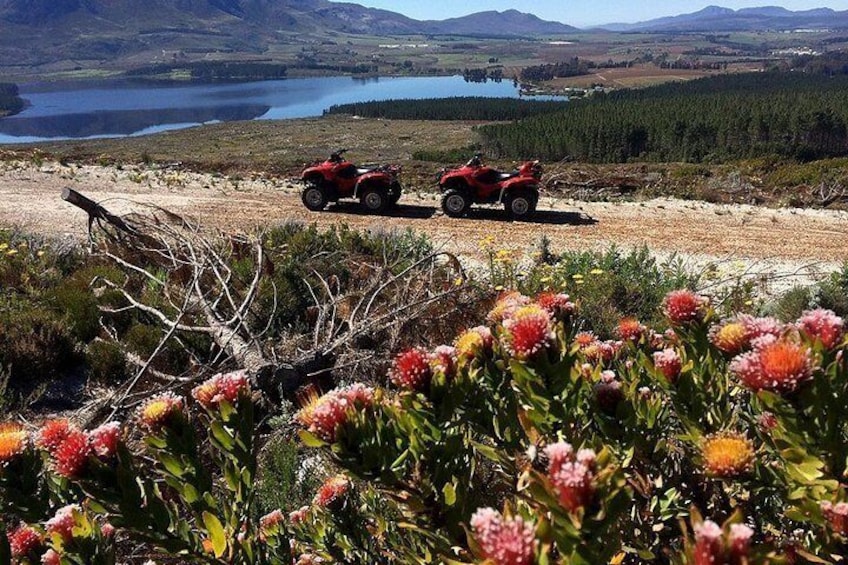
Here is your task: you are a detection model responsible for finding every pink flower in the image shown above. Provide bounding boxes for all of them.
[693,520,724,565]
[740,315,785,343]
[728,524,754,558]
[730,338,815,393]
[544,441,596,512]
[455,326,494,361]
[101,522,116,538]
[503,305,554,360]
[259,509,285,541]
[41,549,61,565]
[46,505,79,543]
[289,506,309,524]
[53,429,92,478]
[663,290,707,324]
[390,347,433,391]
[798,308,844,349]
[192,370,250,409]
[653,348,682,383]
[7,523,42,558]
[470,507,536,565]
[296,384,375,442]
[430,345,457,379]
[88,421,121,459]
[822,501,848,535]
[488,291,531,324]
[593,370,623,414]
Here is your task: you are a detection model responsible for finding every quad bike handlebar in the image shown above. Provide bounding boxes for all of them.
[329,148,349,162]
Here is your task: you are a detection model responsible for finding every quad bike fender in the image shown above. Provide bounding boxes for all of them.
[353,173,393,197]
[498,178,539,202]
[439,169,472,187]
[301,168,330,183]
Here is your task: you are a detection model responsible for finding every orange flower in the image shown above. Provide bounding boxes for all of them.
[36,419,74,454]
[314,475,350,508]
[663,289,707,325]
[296,384,375,442]
[730,339,814,393]
[709,321,748,355]
[0,422,28,465]
[455,326,493,360]
[701,433,755,478]
[192,370,250,410]
[616,317,645,342]
[53,430,92,478]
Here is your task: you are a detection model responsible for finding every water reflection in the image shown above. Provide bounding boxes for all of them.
[0,105,271,138]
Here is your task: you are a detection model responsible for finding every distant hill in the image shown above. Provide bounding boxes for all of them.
[600,5,848,32]
[0,0,577,73]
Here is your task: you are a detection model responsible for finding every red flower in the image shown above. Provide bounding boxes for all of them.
[798,308,844,349]
[653,348,682,383]
[536,292,574,317]
[36,419,74,454]
[693,520,724,565]
[41,549,61,565]
[192,370,250,409]
[488,291,531,324]
[593,370,623,414]
[313,475,350,508]
[53,430,92,478]
[822,501,848,535]
[504,305,553,360]
[573,331,596,349]
[470,507,536,565]
[430,345,457,379]
[390,347,432,391]
[88,421,121,459]
[663,290,707,325]
[617,317,645,342]
[288,506,310,525]
[544,441,596,513]
[7,523,42,558]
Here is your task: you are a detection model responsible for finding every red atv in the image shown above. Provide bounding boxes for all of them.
[300,149,402,213]
[438,154,543,219]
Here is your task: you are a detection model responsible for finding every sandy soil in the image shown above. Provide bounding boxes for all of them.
[2,160,846,290]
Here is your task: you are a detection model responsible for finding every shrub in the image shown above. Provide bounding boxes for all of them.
[85,341,128,384]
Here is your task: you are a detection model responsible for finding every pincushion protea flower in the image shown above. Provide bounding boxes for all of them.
[470,507,536,565]
[573,331,596,349]
[46,504,79,543]
[430,345,457,379]
[7,523,42,557]
[488,291,531,324]
[653,348,682,383]
[41,549,61,565]
[455,326,494,360]
[289,506,310,524]
[139,392,184,432]
[53,429,92,478]
[258,509,285,541]
[88,421,121,459]
[503,304,554,360]
[617,317,645,342]
[798,308,845,350]
[296,384,375,442]
[709,319,749,355]
[535,291,574,317]
[693,520,753,565]
[313,474,350,508]
[0,422,28,465]
[35,418,74,454]
[192,370,250,409]
[701,433,755,478]
[730,338,814,393]
[663,289,707,324]
[821,501,848,535]
[390,347,432,391]
[544,441,596,512]
[593,370,623,415]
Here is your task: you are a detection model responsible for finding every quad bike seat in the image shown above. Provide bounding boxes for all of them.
[499,171,519,180]
[356,166,379,175]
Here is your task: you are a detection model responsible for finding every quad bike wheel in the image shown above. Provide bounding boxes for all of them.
[388,182,402,207]
[302,182,328,211]
[360,187,388,213]
[441,188,470,218]
[505,191,537,219]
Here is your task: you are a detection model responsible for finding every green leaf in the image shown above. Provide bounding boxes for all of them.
[443,482,457,507]
[298,429,327,448]
[202,511,227,558]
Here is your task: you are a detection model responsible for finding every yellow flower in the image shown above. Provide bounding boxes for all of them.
[575,280,585,285]
[6,249,18,256]
[744,300,753,306]
[571,274,584,280]
[540,276,552,283]
[0,243,7,250]
[454,278,464,286]
[37,250,45,257]
[0,422,28,464]
[494,285,505,292]
[590,268,605,275]
[702,432,755,477]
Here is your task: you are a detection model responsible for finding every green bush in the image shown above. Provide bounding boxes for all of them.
[86,340,128,384]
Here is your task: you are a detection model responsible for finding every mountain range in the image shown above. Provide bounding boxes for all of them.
[600,5,848,32]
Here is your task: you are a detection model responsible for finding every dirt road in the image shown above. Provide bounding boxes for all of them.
[2,161,846,287]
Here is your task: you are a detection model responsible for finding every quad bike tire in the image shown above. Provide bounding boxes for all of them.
[360,186,388,213]
[441,188,471,218]
[302,182,329,211]
[505,190,537,219]
[388,182,402,207]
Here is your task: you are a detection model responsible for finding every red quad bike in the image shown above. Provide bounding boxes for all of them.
[438,154,543,219]
[300,149,402,213]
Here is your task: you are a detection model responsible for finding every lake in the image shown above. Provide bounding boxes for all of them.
[0,76,551,144]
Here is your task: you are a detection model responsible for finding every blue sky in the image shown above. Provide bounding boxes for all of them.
[351,1,848,27]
